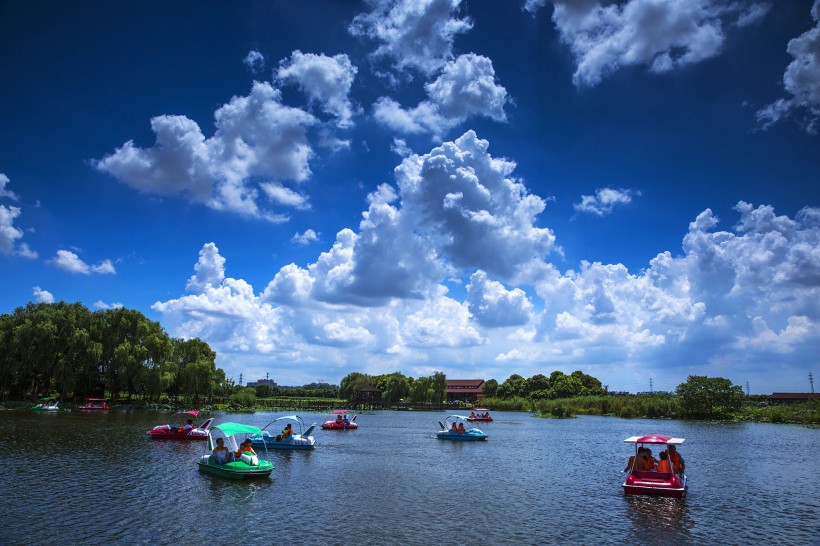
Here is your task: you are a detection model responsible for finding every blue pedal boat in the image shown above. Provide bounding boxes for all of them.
[436,415,488,441]
[249,415,317,450]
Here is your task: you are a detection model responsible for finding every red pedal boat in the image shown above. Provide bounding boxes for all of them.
[622,434,687,498]
[466,408,493,422]
[148,410,213,440]
[321,410,358,430]
[79,398,110,410]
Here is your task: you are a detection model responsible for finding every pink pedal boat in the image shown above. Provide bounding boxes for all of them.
[622,434,687,499]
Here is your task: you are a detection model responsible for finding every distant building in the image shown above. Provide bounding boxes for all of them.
[351,385,383,404]
[768,392,819,404]
[446,379,485,403]
[246,378,278,388]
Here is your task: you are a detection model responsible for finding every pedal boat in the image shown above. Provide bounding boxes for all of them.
[466,408,493,422]
[249,415,317,450]
[78,398,110,410]
[437,415,488,441]
[32,397,59,411]
[147,410,213,440]
[623,434,687,498]
[321,410,358,430]
[197,422,274,480]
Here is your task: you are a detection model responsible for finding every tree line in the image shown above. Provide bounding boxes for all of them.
[0,302,229,404]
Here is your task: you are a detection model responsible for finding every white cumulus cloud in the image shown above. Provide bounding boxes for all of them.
[757,0,820,133]
[277,50,358,128]
[32,286,54,304]
[0,174,37,258]
[551,0,757,87]
[574,187,640,216]
[374,54,509,138]
[94,82,316,222]
[349,0,473,75]
[52,250,116,275]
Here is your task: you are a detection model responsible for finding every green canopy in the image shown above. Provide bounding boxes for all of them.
[214,422,262,437]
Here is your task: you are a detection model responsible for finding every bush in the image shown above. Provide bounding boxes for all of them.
[228,388,257,410]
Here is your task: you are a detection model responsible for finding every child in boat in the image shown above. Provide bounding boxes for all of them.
[451,422,458,433]
[236,438,256,458]
[457,423,466,434]
[657,451,672,473]
[212,438,229,465]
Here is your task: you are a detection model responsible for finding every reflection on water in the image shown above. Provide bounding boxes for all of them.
[626,494,694,545]
[0,410,817,544]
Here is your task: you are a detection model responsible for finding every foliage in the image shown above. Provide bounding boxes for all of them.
[228,387,257,410]
[338,370,447,405]
[474,396,533,411]
[675,375,744,419]
[496,370,605,400]
[0,302,223,404]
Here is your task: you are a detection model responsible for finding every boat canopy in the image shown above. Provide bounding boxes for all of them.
[85,398,108,402]
[473,408,490,411]
[214,422,263,437]
[330,409,352,414]
[624,435,685,445]
[172,410,200,418]
[260,415,304,431]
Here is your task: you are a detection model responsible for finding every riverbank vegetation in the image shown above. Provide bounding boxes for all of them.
[3,304,815,424]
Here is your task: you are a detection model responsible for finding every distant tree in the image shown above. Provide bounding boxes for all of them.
[497,374,526,398]
[340,372,371,399]
[675,375,744,419]
[255,384,274,398]
[229,387,257,409]
[482,379,498,398]
[431,371,447,403]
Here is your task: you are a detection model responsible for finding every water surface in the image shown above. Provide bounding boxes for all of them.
[1,410,817,544]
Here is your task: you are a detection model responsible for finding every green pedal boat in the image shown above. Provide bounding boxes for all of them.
[197,422,274,480]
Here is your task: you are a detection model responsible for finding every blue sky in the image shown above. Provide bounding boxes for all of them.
[1,0,818,393]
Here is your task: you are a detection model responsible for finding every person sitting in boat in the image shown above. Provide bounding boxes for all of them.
[281,423,293,439]
[470,411,476,418]
[211,437,230,465]
[636,447,653,471]
[644,448,658,470]
[457,423,466,434]
[656,451,672,473]
[183,419,193,432]
[236,438,256,458]
[336,415,344,425]
[451,422,458,433]
[665,444,685,473]
[342,414,350,425]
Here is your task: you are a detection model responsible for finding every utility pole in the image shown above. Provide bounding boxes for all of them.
[239,373,243,386]
[649,377,653,394]
[810,372,815,394]
[746,381,750,396]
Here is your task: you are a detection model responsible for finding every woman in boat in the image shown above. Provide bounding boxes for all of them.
[636,447,653,471]
[211,438,230,465]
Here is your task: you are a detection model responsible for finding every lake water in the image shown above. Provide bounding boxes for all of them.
[0,409,817,545]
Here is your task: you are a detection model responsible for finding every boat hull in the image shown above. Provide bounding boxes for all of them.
[623,472,686,499]
[148,430,208,440]
[436,432,487,441]
[466,417,492,422]
[321,422,357,431]
[250,435,315,450]
[197,457,273,480]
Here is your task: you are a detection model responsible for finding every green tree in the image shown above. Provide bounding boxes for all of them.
[431,371,447,403]
[675,375,744,419]
[482,379,498,398]
[381,374,410,404]
[340,372,372,399]
[497,374,526,398]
